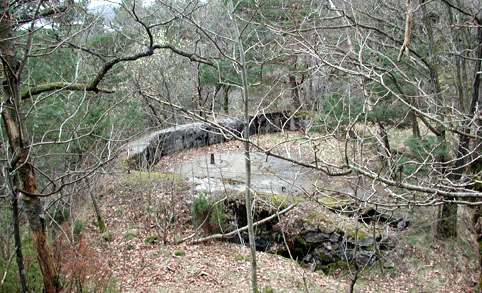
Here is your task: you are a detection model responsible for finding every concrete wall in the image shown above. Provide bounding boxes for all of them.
[125,112,308,170]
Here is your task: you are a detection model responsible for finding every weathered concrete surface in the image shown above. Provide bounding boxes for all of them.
[125,112,307,170]
[177,152,314,196]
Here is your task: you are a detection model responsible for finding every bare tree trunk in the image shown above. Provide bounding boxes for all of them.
[410,112,420,138]
[289,75,301,109]
[470,21,482,172]
[410,99,420,138]
[289,55,302,109]
[223,85,230,114]
[230,1,258,291]
[421,0,456,238]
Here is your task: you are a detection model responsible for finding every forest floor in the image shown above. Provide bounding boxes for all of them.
[71,131,480,292]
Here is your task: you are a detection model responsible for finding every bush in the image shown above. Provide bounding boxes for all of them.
[405,135,452,162]
[192,193,229,234]
[73,220,83,236]
[174,249,186,256]
[54,228,116,292]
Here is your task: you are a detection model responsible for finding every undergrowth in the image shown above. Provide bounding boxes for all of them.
[54,223,117,292]
[0,231,43,293]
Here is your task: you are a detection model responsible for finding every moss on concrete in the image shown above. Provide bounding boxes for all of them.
[342,227,371,240]
[317,195,350,209]
[120,170,188,190]
[255,192,303,209]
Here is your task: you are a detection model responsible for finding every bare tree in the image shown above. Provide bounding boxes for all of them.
[0,0,210,290]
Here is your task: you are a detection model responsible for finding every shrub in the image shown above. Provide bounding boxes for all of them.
[73,220,83,236]
[192,193,229,234]
[54,230,115,292]
[405,135,452,162]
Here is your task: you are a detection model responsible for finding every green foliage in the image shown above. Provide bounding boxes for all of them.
[316,93,362,130]
[405,136,452,162]
[52,207,70,225]
[192,193,229,233]
[393,155,428,178]
[200,60,262,86]
[0,203,43,292]
[316,93,404,132]
[73,220,84,236]
[0,233,43,293]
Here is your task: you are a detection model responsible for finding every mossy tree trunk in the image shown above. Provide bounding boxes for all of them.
[8,173,29,292]
[88,181,107,234]
[222,85,230,114]
[1,101,59,292]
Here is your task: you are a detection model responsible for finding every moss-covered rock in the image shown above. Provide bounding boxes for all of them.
[145,235,160,245]
[174,249,186,256]
[316,195,350,209]
[341,227,371,241]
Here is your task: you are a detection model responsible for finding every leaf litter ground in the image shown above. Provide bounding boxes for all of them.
[81,131,479,292]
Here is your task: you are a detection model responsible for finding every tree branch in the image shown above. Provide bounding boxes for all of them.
[21,44,213,100]
[21,82,114,100]
[398,0,413,62]
[14,0,74,25]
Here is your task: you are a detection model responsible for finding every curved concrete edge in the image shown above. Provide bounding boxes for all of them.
[124,112,309,170]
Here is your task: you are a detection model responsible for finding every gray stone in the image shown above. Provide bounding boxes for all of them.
[302,222,318,232]
[358,238,375,248]
[378,237,396,250]
[355,251,377,267]
[179,151,315,196]
[314,246,337,264]
[397,220,409,230]
[329,232,341,243]
[302,231,331,244]
[302,253,313,263]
